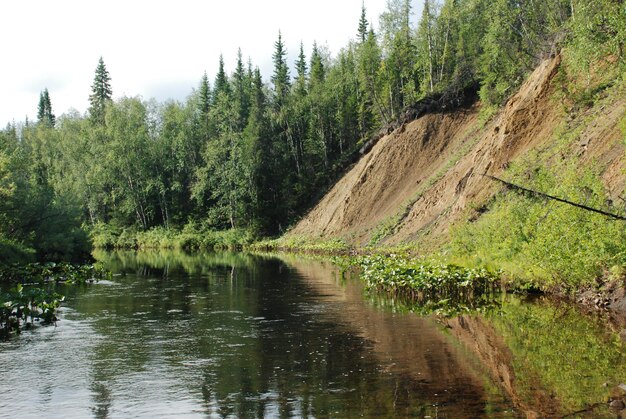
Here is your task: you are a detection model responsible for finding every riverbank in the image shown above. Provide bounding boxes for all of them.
[85,225,626,319]
[256,240,626,323]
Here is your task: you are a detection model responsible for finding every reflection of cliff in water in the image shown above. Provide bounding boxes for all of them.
[449,297,626,418]
[279,256,515,417]
[281,256,626,419]
[87,251,626,417]
[444,315,561,418]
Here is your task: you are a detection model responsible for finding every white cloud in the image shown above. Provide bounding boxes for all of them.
[0,0,421,125]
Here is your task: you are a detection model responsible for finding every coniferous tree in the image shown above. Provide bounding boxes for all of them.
[197,72,212,143]
[377,0,416,116]
[271,31,290,107]
[417,0,436,93]
[233,49,251,130]
[198,71,211,117]
[358,3,369,42]
[213,55,230,101]
[88,57,112,125]
[434,0,459,87]
[247,67,283,234]
[295,42,308,96]
[358,28,389,124]
[37,88,55,127]
[307,42,331,169]
[309,42,325,89]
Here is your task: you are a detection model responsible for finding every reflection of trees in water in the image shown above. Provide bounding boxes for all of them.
[90,382,111,419]
[278,258,510,417]
[497,298,626,416]
[190,257,507,417]
[83,251,531,416]
[93,249,261,278]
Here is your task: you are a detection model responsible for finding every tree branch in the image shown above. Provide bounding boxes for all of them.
[483,174,626,221]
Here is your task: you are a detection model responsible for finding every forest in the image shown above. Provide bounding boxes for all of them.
[0,0,624,263]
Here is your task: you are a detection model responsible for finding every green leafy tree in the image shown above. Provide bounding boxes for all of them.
[416,0,436,94]
[104,97,154,229]
[568,0,626,72]
[357,29,389,125]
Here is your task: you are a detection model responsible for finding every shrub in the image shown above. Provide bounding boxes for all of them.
[450,163,626,291]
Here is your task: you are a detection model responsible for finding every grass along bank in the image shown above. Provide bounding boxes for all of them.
[90,223,255,251]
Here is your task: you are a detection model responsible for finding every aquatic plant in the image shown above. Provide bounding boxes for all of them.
[0,261,109,285]
[1,283,64,335]
[0,262,109,336]
[336,254,501,316]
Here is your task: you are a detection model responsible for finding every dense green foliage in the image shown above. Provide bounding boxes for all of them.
[90,223,254,251]
[0,122,90,262]
[0,283,63,334]
[489,297,626,414]
[0,261,108,285]
[450,158,626,290]
[0,262,108,336]
[37,89,55,127]
[0,0,623,264]
[335,254,501,316]
[251,235,350,254]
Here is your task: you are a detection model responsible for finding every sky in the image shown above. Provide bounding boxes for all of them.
[1,0,421,126]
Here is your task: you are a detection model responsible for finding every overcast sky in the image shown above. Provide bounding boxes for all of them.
[1,0,422,126]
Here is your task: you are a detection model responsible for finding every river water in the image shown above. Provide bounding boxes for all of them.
[1,251,625,418]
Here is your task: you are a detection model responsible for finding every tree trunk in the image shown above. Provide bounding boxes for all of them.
[425,0,435,92]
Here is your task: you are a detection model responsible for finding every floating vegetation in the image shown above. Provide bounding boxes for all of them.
[1,283,64,335]
[0,261,110,285]
[0,262,110,337]
[335,254,502,317]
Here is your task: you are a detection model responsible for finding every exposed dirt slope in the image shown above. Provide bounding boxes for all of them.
[289,56,626,247]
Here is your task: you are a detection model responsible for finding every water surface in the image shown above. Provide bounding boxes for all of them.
[1,251,624,418]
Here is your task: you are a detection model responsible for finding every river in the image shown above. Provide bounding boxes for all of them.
[1,251,625,418]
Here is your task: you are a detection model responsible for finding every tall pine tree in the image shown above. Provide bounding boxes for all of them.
[88,57,112,125]
[37,88,55,127]
[197,72,211,142]
[271,31,290,107]
[358,3,369,42]
[198,71,211,117]
[213,54,230,102]
[295,42,308,96]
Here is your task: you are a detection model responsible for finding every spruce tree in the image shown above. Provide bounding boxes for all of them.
[417,0,435,93]
[309,42,325,89]
[198,72,211,142]
[37,88,55,127]
[271,31,290,106]
[358,3,369,42]
[213,54,230,101]
[198,71,211,117]
[233,49,250,128]
[295,42,308,96]
[88,57,112,125]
